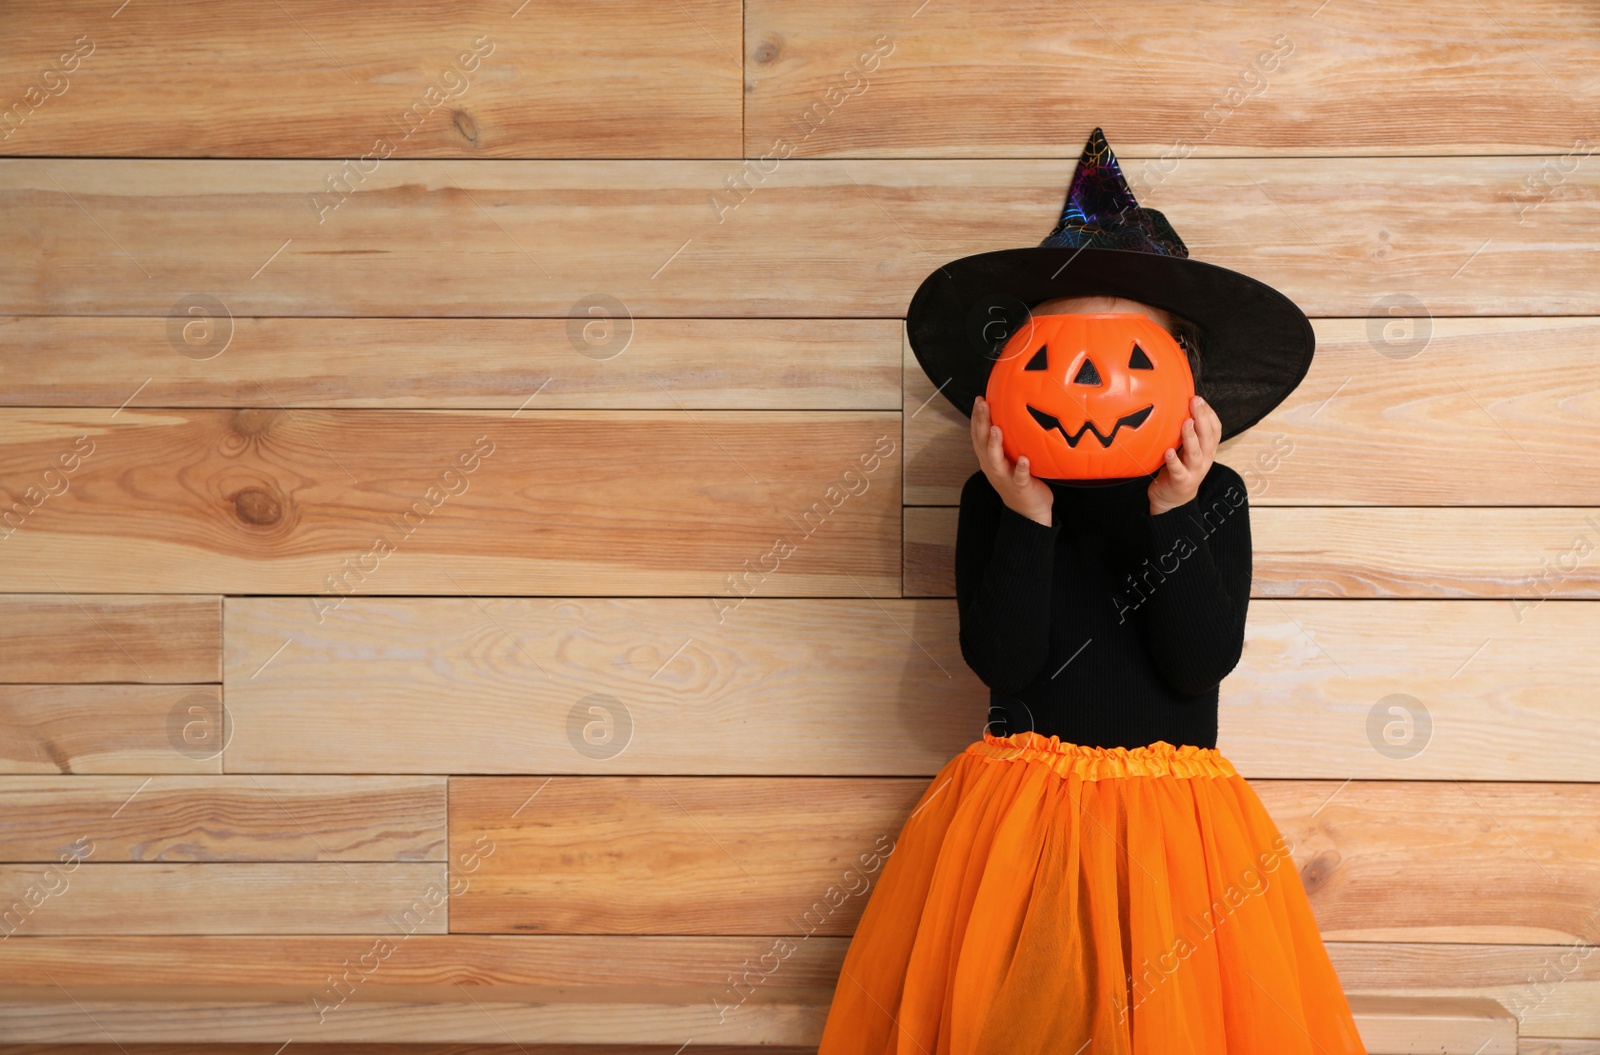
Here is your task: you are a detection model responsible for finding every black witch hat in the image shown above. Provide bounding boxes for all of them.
[906,127,1314,444]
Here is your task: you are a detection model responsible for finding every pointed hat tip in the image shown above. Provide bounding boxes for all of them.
[1062,125,1137,218]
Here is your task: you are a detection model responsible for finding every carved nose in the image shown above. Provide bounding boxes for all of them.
[1072,357,1101,385]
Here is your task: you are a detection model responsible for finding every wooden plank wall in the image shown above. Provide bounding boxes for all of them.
[1,0,1598,1049]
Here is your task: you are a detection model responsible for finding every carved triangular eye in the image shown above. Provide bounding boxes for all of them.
[1024,345,1048,371]
[1072,357,1101,385]
[1129,342,1154,369]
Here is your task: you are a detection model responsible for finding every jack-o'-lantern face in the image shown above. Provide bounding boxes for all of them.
[984,312,1195,481]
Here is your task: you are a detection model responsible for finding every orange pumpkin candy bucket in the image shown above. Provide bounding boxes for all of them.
[983,310,1195,482]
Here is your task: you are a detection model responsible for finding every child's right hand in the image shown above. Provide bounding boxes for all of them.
[971,395,1054,527]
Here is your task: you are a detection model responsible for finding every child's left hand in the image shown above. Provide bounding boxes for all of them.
[1148,395,1222,515]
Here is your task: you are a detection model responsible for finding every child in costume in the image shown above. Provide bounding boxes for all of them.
[816,128,1367,1054]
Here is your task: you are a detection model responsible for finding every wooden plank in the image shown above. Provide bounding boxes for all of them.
[0,1048,813,1055]
[0,1047,810,1055]
[224,597,980,776]
[1221,598,1599,780]
[1332,941,1600,1041]
[745,0,1600,158]
[0,863,446,935]
[0,934,848,988]
[1344,995,1516,1054]
[0,317,902,409]
[0,595,219,682]
[1265,781,1600,946]
[447,775,910,935]
[0,936,1593,1038]
[224,595,1600,780]
[0,1046,813,1055]
[0,685,224,775]
[905,317,1600,505]
[0,987,828,1045]
[904,505,1600,599]
[0,0,741,157]
[0,409,902,595]
[2,158,1595,318]
[0,776,446,862]
[443,776,1600,944]
[0,987,1522,1049]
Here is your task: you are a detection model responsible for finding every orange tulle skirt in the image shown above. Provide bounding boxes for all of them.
[817,730,1368,1055]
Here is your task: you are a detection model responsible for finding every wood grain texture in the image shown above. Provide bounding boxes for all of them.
[0,1,1590,1040]
[0,989,829,1045]
[904,318,1600,505]
[744,0,1600,158]
[0,990,1520,1049]
[0,0,742,157]
[0,934,845,988]
[1264,781,1600,946]
[0,776,446,862]
[0,863,447,934]
[0,685,224,775]
[0,317,902,409]
[0,936,1594,1038]
[447,775,912,935]
[1332,942,1600,1042]
[1344,996,1516,1054]
[0,595,219,682]
[224,595,1600,780]
[0,1048,814,1055]
[442,776,1600,944]
[904,505,1600,598]
[0,409,901,595]
[2,158,1595,317]
[1218,598,1597,780]
[223,597,981,776]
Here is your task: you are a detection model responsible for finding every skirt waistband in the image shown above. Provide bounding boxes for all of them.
[967,729,1238,780]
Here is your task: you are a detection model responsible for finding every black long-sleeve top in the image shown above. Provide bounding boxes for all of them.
[954,461,1252,750]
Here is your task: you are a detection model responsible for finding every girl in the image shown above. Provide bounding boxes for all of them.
[816,130,1367,1054]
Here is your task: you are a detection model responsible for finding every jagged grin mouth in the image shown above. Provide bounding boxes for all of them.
[1026,403,1154,448]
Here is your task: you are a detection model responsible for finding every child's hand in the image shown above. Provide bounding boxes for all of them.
[1148,395,1221,515]
[971,395,1054,527]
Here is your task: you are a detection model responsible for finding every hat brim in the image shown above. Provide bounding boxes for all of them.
[907,246,1315,443]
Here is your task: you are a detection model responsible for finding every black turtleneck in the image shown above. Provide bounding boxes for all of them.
[954,461,1252,750]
